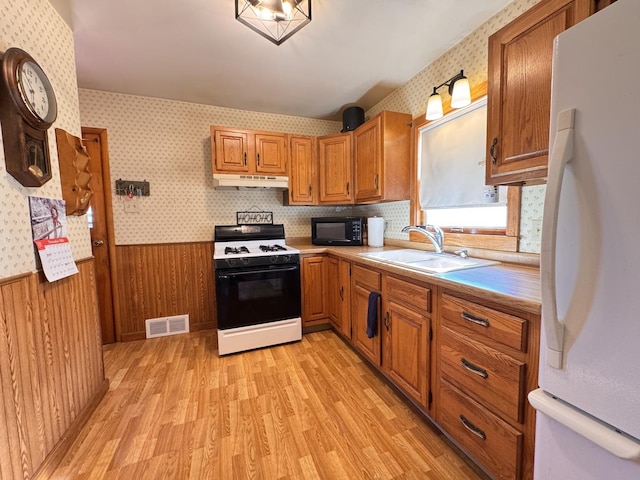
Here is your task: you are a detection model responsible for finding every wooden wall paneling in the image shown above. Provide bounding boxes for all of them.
[0,259,106,479]
[115,242,216,340]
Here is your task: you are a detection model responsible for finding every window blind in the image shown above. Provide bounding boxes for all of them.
[419,97,506,209]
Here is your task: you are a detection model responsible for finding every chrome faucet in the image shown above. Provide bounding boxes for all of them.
[401,225,444,253]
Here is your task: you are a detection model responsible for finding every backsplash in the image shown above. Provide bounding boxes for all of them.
[0,0,92,279]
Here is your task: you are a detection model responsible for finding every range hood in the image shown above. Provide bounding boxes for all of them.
[213,174,289,190]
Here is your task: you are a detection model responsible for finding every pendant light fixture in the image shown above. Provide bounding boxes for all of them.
[236,0,312,46]
[425,70,472,121]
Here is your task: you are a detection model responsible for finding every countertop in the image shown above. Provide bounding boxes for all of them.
[290,241,541,316]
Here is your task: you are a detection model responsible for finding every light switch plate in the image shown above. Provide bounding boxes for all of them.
[124,197,140,213]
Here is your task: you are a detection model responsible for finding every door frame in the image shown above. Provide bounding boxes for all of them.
[82,127,122,342]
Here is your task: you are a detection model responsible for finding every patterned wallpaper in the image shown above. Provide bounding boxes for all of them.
[368,0,544,253]
[78,0,546,252]
[0,0,92,279]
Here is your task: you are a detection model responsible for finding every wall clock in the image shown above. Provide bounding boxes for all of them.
[0,47,58,187]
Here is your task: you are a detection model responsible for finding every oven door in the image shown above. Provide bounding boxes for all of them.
[215,263,301,330]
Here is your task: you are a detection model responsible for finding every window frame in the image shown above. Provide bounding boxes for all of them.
[409,81,520,252]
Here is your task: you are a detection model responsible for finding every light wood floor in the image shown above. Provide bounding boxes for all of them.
[51,330,486,479]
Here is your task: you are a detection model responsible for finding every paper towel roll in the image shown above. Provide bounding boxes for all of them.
[368,217,384,247]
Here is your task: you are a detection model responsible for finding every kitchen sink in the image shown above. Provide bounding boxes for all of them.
[359,249,498,274]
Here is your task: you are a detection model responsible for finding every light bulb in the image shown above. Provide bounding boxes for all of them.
[451,77,471,109]
[426,93,443,121]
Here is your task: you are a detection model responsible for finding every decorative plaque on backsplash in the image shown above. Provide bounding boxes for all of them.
[236,211,274,225]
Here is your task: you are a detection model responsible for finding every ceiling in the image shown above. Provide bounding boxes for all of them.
[58,0,514,120]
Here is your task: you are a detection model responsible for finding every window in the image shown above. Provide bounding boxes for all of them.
[410,82,520,252]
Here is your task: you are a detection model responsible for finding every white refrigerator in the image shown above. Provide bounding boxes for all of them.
[528,0,640,478]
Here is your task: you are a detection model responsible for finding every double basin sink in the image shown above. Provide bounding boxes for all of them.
[358,249,498,274]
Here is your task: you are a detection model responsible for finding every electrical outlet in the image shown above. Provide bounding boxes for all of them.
[124,197,140,213]
[532,218,542,241]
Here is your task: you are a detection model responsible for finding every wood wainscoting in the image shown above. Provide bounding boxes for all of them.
[114,242,216,341]
[0,258,108,480]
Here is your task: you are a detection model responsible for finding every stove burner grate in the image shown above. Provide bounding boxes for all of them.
[224,246,250,255]
[259,244,287,252]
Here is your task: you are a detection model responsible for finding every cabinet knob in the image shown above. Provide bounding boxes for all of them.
[489,137,499,164]
[257,152,260,165]
[374,174,379,189]
[384,311,390,330]
[92,240,104,247]
[346,182,350,195]
[309,185,312,196]
[243,152,247,165]
[339,286,344,300]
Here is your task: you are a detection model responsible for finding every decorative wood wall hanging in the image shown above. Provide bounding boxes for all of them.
[55,128,93,215]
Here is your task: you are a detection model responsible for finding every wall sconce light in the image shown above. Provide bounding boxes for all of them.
[425,70,472,121]
[235,0,312,46]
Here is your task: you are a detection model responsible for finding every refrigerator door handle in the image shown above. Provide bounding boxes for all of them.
[529,388,640,460]
[541,108,575,369]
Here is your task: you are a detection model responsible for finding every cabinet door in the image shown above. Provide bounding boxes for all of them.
[486,0,593,185]
[213,129,249,173]
[351,266,381,365]
[288,135,317,204]
[384,300,430,407]
[301,255,328,326]
[255,133,287,175]
[338,259,351,338]
[318,132,353,204]
[327,257,341,329]
[354,116,382,202]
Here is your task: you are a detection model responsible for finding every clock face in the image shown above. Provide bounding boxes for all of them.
[17,61,54,122]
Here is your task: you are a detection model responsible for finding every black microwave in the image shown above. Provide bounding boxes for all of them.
[311,217,363,246]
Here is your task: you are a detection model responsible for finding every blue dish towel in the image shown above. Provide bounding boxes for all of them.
[366,291,381,339]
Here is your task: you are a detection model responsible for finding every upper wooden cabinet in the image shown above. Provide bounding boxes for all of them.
[485,0,594,185]
[318,131,353,204]
[354,111,412,203]
[211,127,288,175]
[285,135,317,205]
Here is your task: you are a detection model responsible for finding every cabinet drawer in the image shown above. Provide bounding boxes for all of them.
[441,294,527,352]
[441,326,526,423]
[438,381,523,480]
[353,265,381,291]
[385,276,430,314]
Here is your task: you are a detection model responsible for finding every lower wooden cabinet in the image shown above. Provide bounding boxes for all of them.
[301,254,329,327]
[327,256,351,337]
[382,275,432,408]
[351,265,382,365]
[436,291,540,480]
[438,380,524,480]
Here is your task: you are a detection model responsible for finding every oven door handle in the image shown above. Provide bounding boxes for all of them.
[217,265,299,278]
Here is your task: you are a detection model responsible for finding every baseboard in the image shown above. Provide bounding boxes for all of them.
[34,379,109,479]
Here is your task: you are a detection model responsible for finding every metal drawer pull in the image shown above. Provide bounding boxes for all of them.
[461,358,489,379]
[459,415,487,440]
[461,311,490,328]
[339,286,344,300]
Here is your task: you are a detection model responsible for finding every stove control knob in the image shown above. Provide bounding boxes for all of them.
[282,255,291,262]
[241,257,250,265]
[226,258,237,267]
[270,255,278,263]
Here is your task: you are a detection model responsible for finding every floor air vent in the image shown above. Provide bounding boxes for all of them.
[145,314,190,339]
